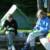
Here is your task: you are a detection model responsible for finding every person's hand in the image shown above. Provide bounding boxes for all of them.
[0,29,5,34]
[32,29,41,33]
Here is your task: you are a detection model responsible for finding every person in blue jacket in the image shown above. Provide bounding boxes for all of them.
[22,9,50,50]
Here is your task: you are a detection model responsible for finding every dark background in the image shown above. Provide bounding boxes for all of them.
[0,0,37,19]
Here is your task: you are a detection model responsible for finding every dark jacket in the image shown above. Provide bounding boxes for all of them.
[3,19,18,35]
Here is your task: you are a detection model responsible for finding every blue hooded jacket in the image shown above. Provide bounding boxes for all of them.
[34,16,50,32]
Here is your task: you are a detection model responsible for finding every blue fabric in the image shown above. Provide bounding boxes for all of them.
[23,43,30,50]
[34,16,50,32]
[6,32,14,46]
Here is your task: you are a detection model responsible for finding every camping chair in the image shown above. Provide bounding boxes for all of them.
[40,30,50,50]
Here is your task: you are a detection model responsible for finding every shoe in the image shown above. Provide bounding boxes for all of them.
[12,45,16,50]
[8,46,12,50]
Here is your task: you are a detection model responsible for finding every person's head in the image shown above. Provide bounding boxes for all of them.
[36,9,47,19]
[7,15,13,22]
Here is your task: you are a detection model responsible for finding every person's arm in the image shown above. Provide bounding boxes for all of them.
[34,19,40,30]
[33,17,49,33]
[13,20,18,30]
[2,28,7,33]
[1,20,8,33]
[13,20,18,35]
[39,21,49,32]
[39,17,50,32]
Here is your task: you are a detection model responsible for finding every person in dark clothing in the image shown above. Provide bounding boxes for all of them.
[3,17,18,35]
[3,15,18,50]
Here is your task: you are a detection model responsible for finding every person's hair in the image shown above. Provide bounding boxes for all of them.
[9,15,13,18]
[36,9,47,18]
[7,14,13,20]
